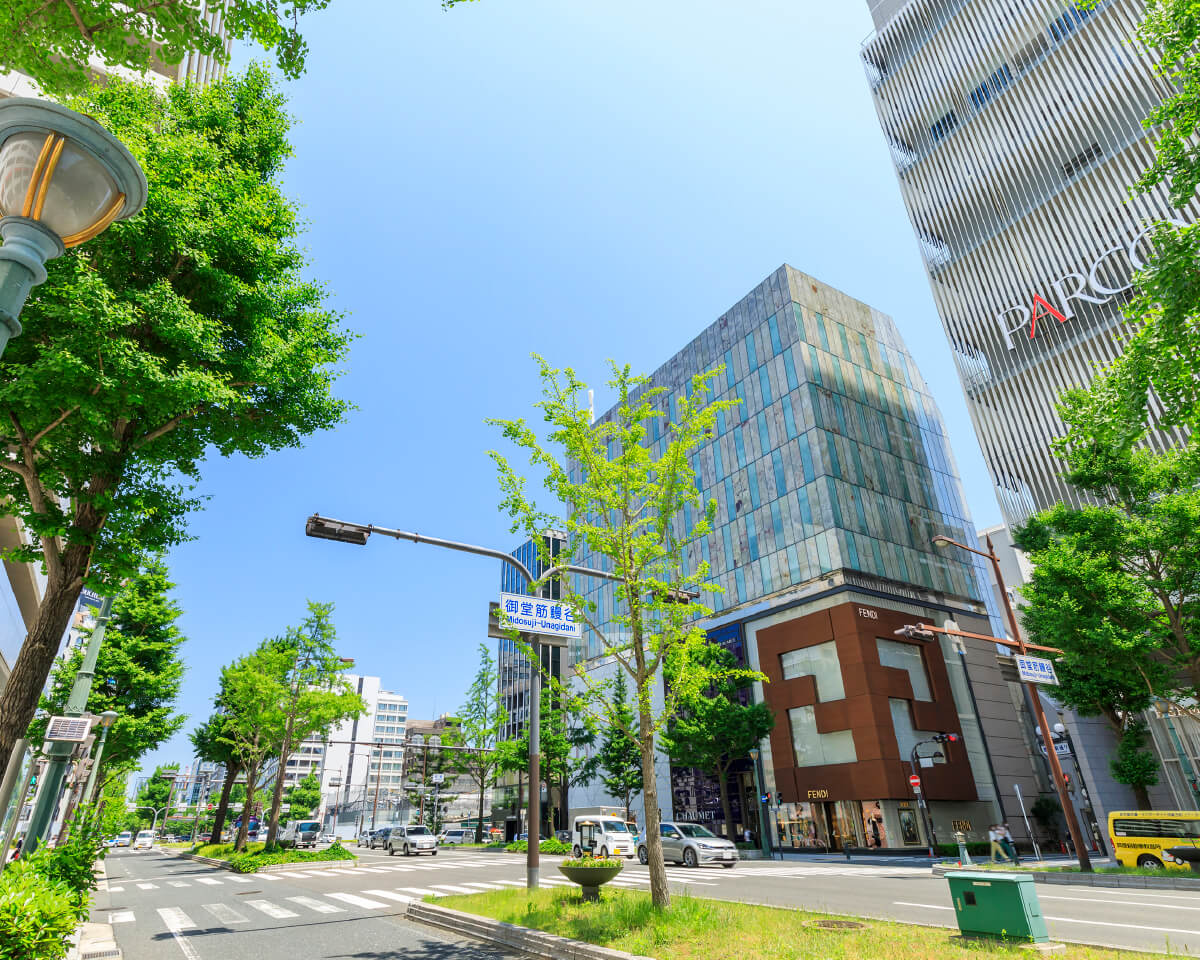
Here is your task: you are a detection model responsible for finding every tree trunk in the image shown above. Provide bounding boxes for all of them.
[632,625,669,907]
[1134,784,1152,810]
[210,764,238,845]
[0,552,90,767]
[717,763,736,843]
[236,763,258,852]
[265,711,296,849]
[476,766,486,844]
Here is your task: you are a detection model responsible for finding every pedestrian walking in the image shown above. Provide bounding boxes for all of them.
[1000,823,1020,865]
[988,824,1011,863]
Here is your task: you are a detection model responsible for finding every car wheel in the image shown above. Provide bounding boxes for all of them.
[722,862,735,869]
[432,849,438,856]
[1137,854,1165,870]
[638,846,648,865]
[404,844,411,857]
[573,845,582,858]
[684,848,698,868]
[600,846,609,859]
[388,844,395,856]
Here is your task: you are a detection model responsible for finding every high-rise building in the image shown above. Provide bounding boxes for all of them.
[570,265,1046,852]
[861,0,1196,527]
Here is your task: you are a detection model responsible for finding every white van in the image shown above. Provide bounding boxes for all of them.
[571,815,634,859]
[278,820,321,849]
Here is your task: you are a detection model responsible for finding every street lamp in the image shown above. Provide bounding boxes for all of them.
[82,709,119,804]
[932,533,1092,871]
[0,98,147,355]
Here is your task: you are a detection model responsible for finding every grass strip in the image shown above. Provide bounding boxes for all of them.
[187,841,356,873]
[434,887,1153,959]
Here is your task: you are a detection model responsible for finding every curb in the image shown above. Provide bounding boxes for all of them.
[164,848,358,873]
[931,863,1199,890]
[68,922,121,960]
[407,900,653,960]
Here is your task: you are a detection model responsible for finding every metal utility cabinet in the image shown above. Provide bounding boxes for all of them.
[945,871,1050,942]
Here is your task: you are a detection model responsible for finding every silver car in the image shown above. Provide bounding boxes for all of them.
[638,821,738,868]
[388,824,438,856]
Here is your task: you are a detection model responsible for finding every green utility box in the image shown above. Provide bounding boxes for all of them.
[945,871,1050,943]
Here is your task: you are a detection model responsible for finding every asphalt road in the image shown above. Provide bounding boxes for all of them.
[96,847,520,960]
[98,845,1200,957]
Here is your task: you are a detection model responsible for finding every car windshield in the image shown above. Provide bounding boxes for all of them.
[407,826,431,836]
[298,822,320,831]
[677,824,717,838]
[137,831,152,837]
[601,820,630,833]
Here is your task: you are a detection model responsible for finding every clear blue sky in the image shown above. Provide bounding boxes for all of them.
[139,0,1003,776]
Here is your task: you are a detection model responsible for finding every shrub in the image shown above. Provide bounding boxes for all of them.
[505,838,572,855]
[562,857,623,868]
[223,841,355,874]
[0,867,77,960]
[21,804,109,919]
[935,842,993,858]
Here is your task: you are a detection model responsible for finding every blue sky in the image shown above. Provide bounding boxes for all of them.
[140,0,1003,776]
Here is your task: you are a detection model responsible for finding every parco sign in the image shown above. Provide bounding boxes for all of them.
[995,217,1189,349]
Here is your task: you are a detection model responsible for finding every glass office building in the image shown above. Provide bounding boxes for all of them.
[571,264,993,662]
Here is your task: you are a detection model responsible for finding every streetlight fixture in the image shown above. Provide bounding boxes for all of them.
[0,98,147,355]
[82,709,119,804]
[931,533,1092,871]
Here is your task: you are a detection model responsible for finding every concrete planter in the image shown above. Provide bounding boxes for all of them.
[559,862,624,901]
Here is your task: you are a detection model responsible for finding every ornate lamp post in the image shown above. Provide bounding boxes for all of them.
[0,98,147,355]
[82,709,119,804]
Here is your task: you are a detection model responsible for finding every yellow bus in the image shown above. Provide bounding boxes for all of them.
[1108,810,1200,870]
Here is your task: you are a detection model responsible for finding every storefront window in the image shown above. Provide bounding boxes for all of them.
[780,641,845,701]
[789,705,857,766]
[775,802,825,848]
[897,804,922,845]
[861,801,887,849]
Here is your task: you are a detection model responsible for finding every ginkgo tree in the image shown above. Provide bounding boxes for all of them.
[489,356,758,908]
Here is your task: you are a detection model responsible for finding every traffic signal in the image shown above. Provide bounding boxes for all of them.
[761,792,770,804]
[932,733,960,744]
[1064,774,1075,794]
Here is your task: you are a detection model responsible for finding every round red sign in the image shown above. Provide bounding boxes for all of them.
[909,774,921,788]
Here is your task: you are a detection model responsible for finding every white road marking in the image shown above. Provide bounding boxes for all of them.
[538,878,572,886]
[362,889,416,903]
[1044,915,1200,937]
[167,881,190,888]
[323,869,359,875]
[397,886,439,896]
[202,903,248,925]
[272,871,314,879]
[110,910,135,923]
[157,907,201,960]
[893,901,953,910]
[226,876,254,884]
[494,880,524,886]
[245,899,299,919]
[286,896,345,914]
[195,877,223,886]
[136,882,158,890]
[107,886,124,893]
[256,873,281,880]
[326,892,388,909]
[430,884,478,894]
[1039,894,1200,911]
[462,882,503,890]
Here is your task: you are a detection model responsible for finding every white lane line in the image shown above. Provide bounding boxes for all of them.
[894,901,953,911]
[1039,894,1200,911]
[167,881,190,888]
[355,867,389,873]
[202,903,248,925]
[286,896,345,914]
[110,910,135,923]
[244,900,299,919]
[157,907,201,960]
[195,877,223,886]
[326,892,388,909]
[430,884,477,894]
[107,886,125,893]
[256,873,282,881]
[494,880,525,886]
[323,869,359,875]
[462,882,503,890]
[380,866,414,872]
[397,886,439,896]
[272,871,314,879]
[538,878,572,886]
[226,876,254,884]
[1044,915,1200,937]
[136,882,158,890]
[363,889,416,903]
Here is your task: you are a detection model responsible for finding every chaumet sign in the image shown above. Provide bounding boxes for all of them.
[995,218,1188,350]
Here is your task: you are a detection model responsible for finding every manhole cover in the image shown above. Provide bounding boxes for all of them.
[804,920,864,931]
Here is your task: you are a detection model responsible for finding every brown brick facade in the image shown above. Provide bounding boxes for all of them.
[759,599,976,805]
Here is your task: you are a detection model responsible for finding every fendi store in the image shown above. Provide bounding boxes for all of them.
[742,588,1023,853]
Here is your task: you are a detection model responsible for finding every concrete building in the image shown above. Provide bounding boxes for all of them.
[861,0,1197,529]
[402,715,482,827]
[569,265,1049,851]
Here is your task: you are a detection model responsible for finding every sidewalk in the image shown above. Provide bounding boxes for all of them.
[71,857,121,960]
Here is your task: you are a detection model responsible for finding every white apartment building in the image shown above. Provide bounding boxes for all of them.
[862,0,1196,528]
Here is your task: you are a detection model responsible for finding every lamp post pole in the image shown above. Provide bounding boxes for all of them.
[747,748,770,859]
[933,534,1091,871]
[908,740,941,859]
[83,710,119,804]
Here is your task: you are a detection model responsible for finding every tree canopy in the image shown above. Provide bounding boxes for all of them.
[0,67,352,771]
[454,645,507,843]
[594,670,642,822]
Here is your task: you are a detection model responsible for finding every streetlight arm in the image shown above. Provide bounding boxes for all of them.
[932,535,991,561]
[913,622,1063,656]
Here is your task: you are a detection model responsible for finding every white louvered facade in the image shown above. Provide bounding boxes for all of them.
[862,0,1197,527]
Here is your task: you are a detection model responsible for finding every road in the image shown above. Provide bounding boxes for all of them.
[98,845,1200,957]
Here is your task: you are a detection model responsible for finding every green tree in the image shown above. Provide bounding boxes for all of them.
[285,772,322,820]
[594,670,643,822]
[261,602,364,849]
[453,645,508,843]
[660,643,775,843]
[134,763,179,826]
[489,357,756,906]
[0,69,352,771]
[31,557,186,796]
[1,0,337,97]
[404,732,460,834]
[1110,718,1161,811]
[189,712,241,844]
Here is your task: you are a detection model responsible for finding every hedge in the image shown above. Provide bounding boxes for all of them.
[191,840,356,873]
[0,865,81,960]
[505,838,572,855]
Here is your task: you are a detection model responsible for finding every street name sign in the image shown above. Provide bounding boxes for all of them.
[1015,654,1059,686]
[1038,740,1072,759]
[497,592,582,641]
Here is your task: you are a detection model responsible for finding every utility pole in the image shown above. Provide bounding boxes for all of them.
[24,596,114,854]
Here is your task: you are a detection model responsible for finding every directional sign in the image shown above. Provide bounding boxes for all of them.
[431,773,445,785]
[909,774,922,793]
[1038,739,1072,759]
[497,592,583,641]
[1015,654,1059,686]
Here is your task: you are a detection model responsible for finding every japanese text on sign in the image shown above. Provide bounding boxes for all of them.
[1015,654,1059,686]
[498,592,583,639]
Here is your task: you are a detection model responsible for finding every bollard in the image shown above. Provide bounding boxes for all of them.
[955,830,973,866]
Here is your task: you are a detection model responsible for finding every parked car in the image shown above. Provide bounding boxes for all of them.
[388,825,438,856]
[279,820,321,849]
[555,830,572,844]
[440,829,473,845]
[369,827,392,850]
[638,821,737,868]
[132,830,155,850]
[571,815,634,859]
[114,832,132,847]
[355,829,373,848]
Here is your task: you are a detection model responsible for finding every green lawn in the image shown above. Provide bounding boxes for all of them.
[433,888,1151,960]
[943,861,1197,879]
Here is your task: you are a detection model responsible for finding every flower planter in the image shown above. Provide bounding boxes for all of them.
[558,862,623,902]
